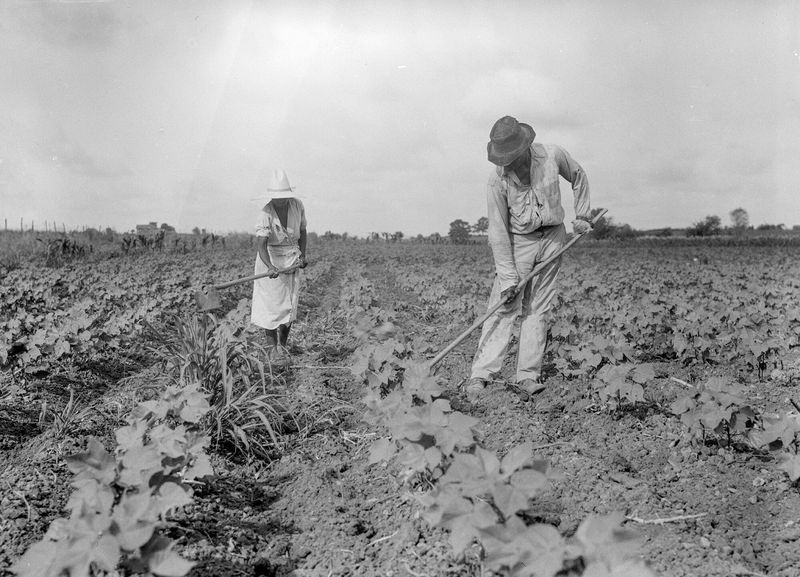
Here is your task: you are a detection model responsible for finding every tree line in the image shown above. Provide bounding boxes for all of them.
[442,208,797,244]
[687,208,796,237]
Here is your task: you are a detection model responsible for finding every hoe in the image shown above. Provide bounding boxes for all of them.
[194,209,606,358]
[429,208,607,368]
[195,264,302,312]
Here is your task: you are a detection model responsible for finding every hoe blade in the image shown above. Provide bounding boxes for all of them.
[196,287,222,312]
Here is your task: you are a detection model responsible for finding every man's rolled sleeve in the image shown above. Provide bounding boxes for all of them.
[555,146,591,219]
[487,178,519,291]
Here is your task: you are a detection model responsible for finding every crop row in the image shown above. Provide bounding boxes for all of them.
[339,259,656,576]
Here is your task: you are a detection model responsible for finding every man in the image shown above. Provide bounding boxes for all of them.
[467,116,592,401]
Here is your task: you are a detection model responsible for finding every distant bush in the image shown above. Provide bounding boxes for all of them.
[687,215,722,237]
[589,209,636,240]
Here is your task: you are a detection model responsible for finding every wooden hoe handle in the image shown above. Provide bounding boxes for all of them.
[213,263,302,290]
[429,209,607,368]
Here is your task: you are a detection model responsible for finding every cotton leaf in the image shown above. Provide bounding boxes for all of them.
[44,518,74,541]
[148,547,195,577]
[700,407,728,431]
[489,523,565,577]
[704,376,730,393]
[92,534,121,572]
[65,438,116,484]
[157,482,193,516]
[350,349,371,378]
[729,406,757,433]
[115,420,147,452]
[475,447,501,478]
[478,516,527,567]
[419,487,471,527]
[670,396,696,416]
[574,513,642,567]
[53,339,70,358]
[114,519,157,551]
[67,478,114,516]
[123,443,162,471]
[368,367,389,388]
[131,400,167,421]
[435,412,478,456]
[510,468,550,499]
[491,483,530,519]
[441,453,496,497]
[397,443,428,472]
[60,546,92,577]
[597,364,632,385]
[10,540,62,577]
[402,362,443,402]
[446,500,497,554]
[372,340,400,367]
[630,363,655,384]
[423,446,443,470]
[184,453,214,480]
[392,409,425,443]
[118,489,154,520]
[179,394,210,423]
[111,491,158,549]
[751,414,800,448]
[427,400,450,427]
[119,444,162,487]
[431,398,452,413]
[575,348,603,368]
[779,453,800,482]
[523,523,567,569]
[672,333,689,355]
[175,384,210,423]
[448,519,478,555]
[151,424,188,459]
[500,442,533,475]
[350,348,371,378]
[626,382,645,404]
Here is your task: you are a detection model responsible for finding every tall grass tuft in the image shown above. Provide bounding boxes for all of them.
[39,386,95,439]
[145,313,299,460]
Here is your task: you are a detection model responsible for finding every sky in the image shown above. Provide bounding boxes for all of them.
[1,0,799,236]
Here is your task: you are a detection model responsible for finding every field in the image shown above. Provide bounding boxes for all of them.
[1,236,799,577]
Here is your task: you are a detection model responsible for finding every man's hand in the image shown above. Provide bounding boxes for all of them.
[500,286,518,304]
[299,255,308,269]
[572,219,592,235]
[267,265,280,278]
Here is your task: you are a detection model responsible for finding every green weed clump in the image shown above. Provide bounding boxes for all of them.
[147,312,299,460]
[38,386,95,439]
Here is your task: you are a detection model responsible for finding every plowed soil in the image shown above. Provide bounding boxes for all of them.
[1,240,799,577]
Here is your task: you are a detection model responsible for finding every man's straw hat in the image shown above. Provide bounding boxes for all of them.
[487,116,536,166]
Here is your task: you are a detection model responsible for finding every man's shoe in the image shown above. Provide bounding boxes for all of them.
[510,378,545,401]
[465,377,486,401]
